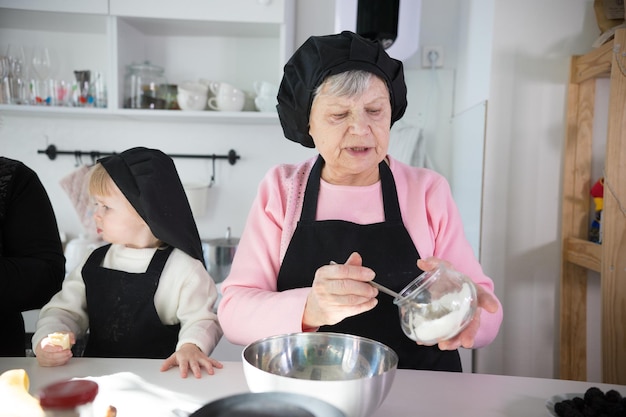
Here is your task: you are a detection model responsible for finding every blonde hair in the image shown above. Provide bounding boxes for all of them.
[88,163,115,197]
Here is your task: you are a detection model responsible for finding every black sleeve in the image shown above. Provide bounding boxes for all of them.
[0,161,65,311]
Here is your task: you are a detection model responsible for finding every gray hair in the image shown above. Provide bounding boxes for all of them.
[313,70,381,101]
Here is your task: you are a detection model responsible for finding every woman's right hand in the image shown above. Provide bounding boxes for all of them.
[302,252,378,329]
[34,332,75,367]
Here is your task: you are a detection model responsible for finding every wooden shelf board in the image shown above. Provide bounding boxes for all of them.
[560,28,626,384]
[572,37,614,83]
[563,237,601,272]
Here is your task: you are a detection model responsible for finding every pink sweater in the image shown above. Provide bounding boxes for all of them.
[218,156,502,347]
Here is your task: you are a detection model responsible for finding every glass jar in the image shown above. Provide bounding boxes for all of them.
[163,84,180,110]
[393,265,477,345]
[123,61,168,109]
[39,380,98,417]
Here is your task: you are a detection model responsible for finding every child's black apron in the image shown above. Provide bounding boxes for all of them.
[277,156,461,371]
[82,244,180,359]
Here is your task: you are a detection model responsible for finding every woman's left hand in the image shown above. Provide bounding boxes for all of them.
[160,343,223,378]
[417,257,500,351]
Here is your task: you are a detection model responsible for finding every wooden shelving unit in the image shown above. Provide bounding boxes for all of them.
[559,28,626,384]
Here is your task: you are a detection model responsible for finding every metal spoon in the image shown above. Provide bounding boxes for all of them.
[368,280,403,299]
[329,261,402,299]
[370,280,450,320]
[329,261,450,318]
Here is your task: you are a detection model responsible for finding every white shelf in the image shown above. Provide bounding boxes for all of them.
[0,0,108,14]
[0,1,293,121]
[0,104,279,124]
[109,0,287,24]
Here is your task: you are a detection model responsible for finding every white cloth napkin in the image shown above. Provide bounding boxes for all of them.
[77,372,205,417]
[59,165,98,236]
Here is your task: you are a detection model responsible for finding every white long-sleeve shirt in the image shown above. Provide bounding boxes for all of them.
[33,244,222,355]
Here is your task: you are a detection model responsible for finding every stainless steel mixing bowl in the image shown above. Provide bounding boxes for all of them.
[242,332,398,417]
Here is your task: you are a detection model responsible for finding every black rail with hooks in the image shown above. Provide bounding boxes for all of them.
[37,144,240,165]
[38,144,240,186]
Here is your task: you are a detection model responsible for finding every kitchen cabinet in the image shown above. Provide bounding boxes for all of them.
[0,0,293,123]
[0,0,107,14]
[109,0,287,24]
[559,28,626,384]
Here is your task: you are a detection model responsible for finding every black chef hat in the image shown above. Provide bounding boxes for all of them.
[99,147,205,266]
[277,30,407,148]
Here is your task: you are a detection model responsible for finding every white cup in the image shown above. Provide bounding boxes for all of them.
[208,94,245,111]
[207,82,245,111]
[208,92,245,112]
[253,80,278,98]
[254,95,277,112]
[198,78,215,91]
[177,81,208,111]
[198,79,216,101]
[209,82,239,97]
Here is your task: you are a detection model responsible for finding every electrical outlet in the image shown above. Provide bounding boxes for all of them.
[421,46,444,68]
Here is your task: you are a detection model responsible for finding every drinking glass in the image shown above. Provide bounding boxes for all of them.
[32,46,53,81]
[32,46,55,105]
[6,44,27,104]
[0,56,10,104]
[32,79,52,105]
[52,79,71,106]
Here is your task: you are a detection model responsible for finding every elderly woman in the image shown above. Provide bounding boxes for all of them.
[218,31,502,371]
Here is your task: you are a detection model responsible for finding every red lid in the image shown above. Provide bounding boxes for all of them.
[39,380,98,409]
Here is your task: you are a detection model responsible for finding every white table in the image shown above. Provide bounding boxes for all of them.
[1,357,624,417]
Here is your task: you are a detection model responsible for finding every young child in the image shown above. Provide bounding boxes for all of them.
[33,147,223,378]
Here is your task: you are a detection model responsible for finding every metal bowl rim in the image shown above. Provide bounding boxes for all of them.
[242,331,399,373]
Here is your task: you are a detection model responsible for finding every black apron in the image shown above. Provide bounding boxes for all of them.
[82,244,180,359]
[277,156,461,371]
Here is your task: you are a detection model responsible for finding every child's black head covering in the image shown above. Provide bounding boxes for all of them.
[277,30,407,148]
[99,147,205,266]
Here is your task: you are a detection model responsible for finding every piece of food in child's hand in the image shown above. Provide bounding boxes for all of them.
[48,332,70,349]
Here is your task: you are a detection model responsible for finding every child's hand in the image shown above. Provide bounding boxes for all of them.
[160,343,223,378]
[34,332,75,367]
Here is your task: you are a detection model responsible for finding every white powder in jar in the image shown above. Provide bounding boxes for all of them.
[406,282,473,343]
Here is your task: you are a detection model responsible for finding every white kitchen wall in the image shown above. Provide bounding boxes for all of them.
[296,0,609,381]
[1,0,607,380]
[0,115,316,240]
[480,0,602,379]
